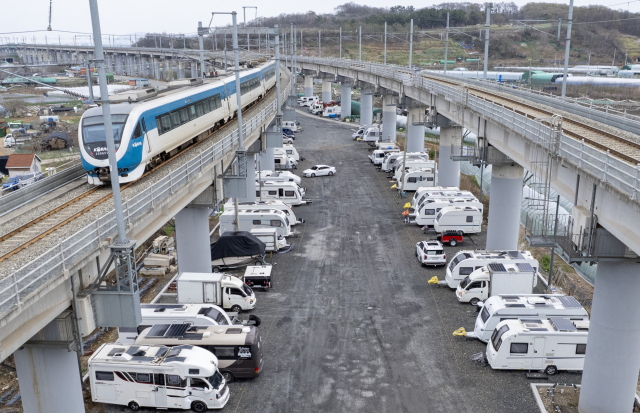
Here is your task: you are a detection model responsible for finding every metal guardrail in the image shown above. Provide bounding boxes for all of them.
[0,158,84,216]
[0,78,291,318]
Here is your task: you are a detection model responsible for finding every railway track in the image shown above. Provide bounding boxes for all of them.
[0,84,279,265]
[423,75,640,165]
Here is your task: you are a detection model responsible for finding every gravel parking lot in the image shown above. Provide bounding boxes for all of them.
[103,109,580,413]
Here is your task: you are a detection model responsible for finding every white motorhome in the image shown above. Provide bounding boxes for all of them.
[274,152,296,169]
[368,146,400,164]
[469,294,589,342]
[486,318,590,375]
[250,228,288,251]
[409,186,467,210]
[234,199,304,225]
[256,181,308,206]
[351,124,375,140]
[257,170,301,185]
[282,121,300,132]
[413,198,482,226]
[433,206,482,234]
[397,167,438,191]
[298,96,318,107]
[309,102,323,115]
[382,152,429,173]
[219,209,292,238]
[323,106,341,118]
[89,343,229,411]
[359,126,383,143]
[392,159,434,180]
[177,272,256,312]
[444,250,539,289]
[139,304,232,328]
[455,262,537,305]
[275,144,303,162]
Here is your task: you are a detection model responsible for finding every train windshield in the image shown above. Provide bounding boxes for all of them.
[82,114,128,147]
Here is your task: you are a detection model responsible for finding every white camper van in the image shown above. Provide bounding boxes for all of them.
[412,198,481,226]
[274,152,296,169]
[323,106,341,118]
[433,206,482,234]
[392,159,434,180]
[469,294,589,342]
[219,209,292,238]
[256,181,308,206]
[409,187,468,210]
[397,168,437,191]
[282,120,300,132]
[140,304,232,326]
[257,170,301,185]
[486,318,590,375]
[383,152,429,173]
[275,145,303,163]
[444,250,539,289]
[298,96,318,107]
[351,124,375,140]
[89,343,229,411]
[235,200,304,225]
[456,262,537,305]
[369,146,400,164]
[176,272,257,312]
[360,126,383,143]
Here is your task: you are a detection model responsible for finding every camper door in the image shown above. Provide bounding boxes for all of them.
[153,370,168,407]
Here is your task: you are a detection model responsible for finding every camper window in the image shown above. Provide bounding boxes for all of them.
[284,191,295,197]
[480,306,490,323]
[253,220,261,225]
[270,220,282,227]
[213,346,236,359]
[576,344,587,354]
[167,375,187,388]
[268,191,277,195]
[275,159,281,164]
[154,374,165,385]
[466,216,473,222]
[427,177,434,181]
[459,267,474,276]
[95,371,114,381]
[491,324,510,351]
[510,343,528,354]
[408,177,417,183]
[425,209,435,216]
[137,373,152,383]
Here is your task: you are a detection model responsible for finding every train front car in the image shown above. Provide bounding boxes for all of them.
[79,104,145,185]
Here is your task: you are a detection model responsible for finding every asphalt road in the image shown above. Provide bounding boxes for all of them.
[101,109,580,413]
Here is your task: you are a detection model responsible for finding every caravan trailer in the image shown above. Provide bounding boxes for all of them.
[234,200,304,225]
[486,318,590,375]
[274,152,296,169]
[135,324,263,383]
[89,343,229,411]
[469,294,589,343]
[397,167,437,191]
[359,126,383,143]
[256,181,308,206]
[433,206,482,234]
[275,145,303,163]
[413,198,482,226]
[351,124,374,140]
[455,263,536,305]
[282,121,300,132]
[384,153,429,173]
[409,187,469,210]
[218,209,292,238]
[392,159,434,180]
[323,106,341,118]
[257,170,301,185]
[444,250,539,288]
[369,146,400,164]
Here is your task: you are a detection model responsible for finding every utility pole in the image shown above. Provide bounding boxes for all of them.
[561,0,574,99]
[409,19,414,68]
[384,22,387,65]
[444,13,450,73]
[359,26,362,61]
[484,3,492,80]
[339,27,342,59]
[198,22,205,78]
[318,30,321,58]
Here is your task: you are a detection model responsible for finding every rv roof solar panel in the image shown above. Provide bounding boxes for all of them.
[505,304,526,308]
[156,347,170,358]
[529,328,548,332]
[550,318,578,332]
[126,346,141,355]
[500,295,521,300]
[507,251,524,259]
[488,263,507,272]
[558,296,582,308]
[131,356,155,362]
[521,319,543,323]
[167,347,183,357]
[164,356,187,363]
[516,262,535,272]
[166,324,190,338]
[148,324,171,337]
[141,304,184,309]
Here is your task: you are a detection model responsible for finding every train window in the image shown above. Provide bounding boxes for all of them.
[202,99,211,113]
[141,118,146,132]
[170,112,181,128]
[212,95,221,110]
[196,102,204,117]
[132,123,143,139]
[189,105,197,121]
[161,115,171,133]
[180,108,189,124]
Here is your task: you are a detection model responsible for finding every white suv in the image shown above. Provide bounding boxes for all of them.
[415,240,446,266]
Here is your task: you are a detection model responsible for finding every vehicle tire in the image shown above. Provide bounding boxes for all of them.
[545,365,558,376]
[449,239,457,247]
[128,401,140,411]
[255,260,263,265]
[191,401,207,413]
[221,371,235,382]
[311,173,316,178]
[212,266,221,273]
[328,171,334,176]
[230,305,242,313]
[470,298,480,306]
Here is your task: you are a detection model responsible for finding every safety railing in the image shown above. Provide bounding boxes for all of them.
[0,77,291,318]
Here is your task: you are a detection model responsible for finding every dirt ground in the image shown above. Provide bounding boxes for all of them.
[538,385,580,413]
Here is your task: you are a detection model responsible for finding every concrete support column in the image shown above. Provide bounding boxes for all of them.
[322,78,332,102]
[191,62,197,78]
[141,56,148,77]
[485,163,524,250]
[304,75,313,97]
[115,54,123,75]
[579,261,640,413]
[382,95,397,143]
[256,148,276,172]
[241,154,257,203]
[178,61,184,79]
[341,84,352,119]
[15,346,85,413]
[360,87,373,126]
[175,207,213,274]
[406,107,426,153]
[438,126,462,187]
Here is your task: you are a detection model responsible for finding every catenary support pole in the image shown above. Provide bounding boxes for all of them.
[409,19,413,68]
[561,0,574,99]
[318,30,321,58]
[198,22,205,78]
[339,27,342,59]
[359,26,362,61]
[557,18,562,41]
[384,22,387,65]
[484,3,491,80]
[444,13,450,73]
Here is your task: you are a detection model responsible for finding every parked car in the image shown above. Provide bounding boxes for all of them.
[19,171,45,188]
[282,128,295,138]
[415,240,446,266]
[303,165,336,177]
[2,175,23,191]
[436,230,464,246]
[283,135,294,145]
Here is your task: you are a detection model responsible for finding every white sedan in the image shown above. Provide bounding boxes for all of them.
[303,165,336,177]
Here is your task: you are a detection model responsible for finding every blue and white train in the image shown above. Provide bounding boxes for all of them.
[79,61,277,185]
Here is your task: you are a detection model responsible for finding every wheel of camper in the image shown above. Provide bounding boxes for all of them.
[255,260,263,266]
[449,239,457,246]
[328,171,334,176]
[544,365,558,376]
[231,305,242,313]
[221,371,235,382]
[191,401,207,412]
[470,298,480,306]
[213,266,222,273]
[128,401,140,411]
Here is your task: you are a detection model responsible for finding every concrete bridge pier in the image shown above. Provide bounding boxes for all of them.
[115,54,123,75]
[14,319,86,413]
[304,75,313,97]
[141,56,148,78]
[178,61,184,79]
[105,55,112,74]
[382,95,397,143]
[191,62,197,78]
[340,83,352,119]
[485,162,524,250]
[322,79,332,102]
[439,123,462,187]
[242,154,257,203]
[406,106,426,153]
[360,87,373,126]
[579,260,640,413]
[256,148,275,172]
[175,204,215,274]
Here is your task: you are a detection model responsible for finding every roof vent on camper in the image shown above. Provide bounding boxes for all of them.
[527,297,547,305]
